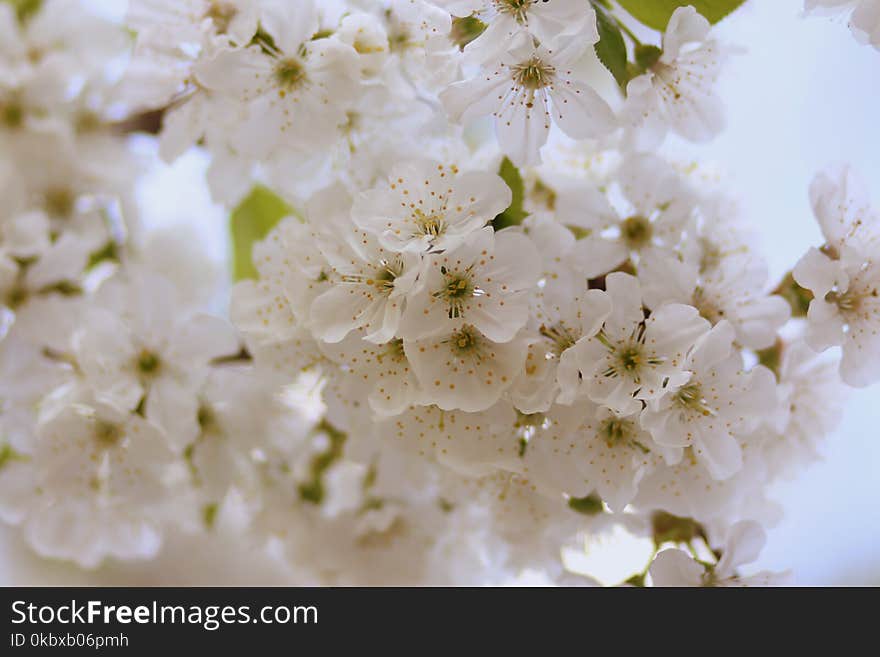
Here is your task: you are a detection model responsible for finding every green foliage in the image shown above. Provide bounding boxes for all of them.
[491,157,528,231]
[634,44,663,71]
[773,271,813,318]
[651,511,704,546]
[202,503,218,530]
[3,0,42,23]
[229,185,292,282]
[86,241,119,271]
[568,494,604,516]
[0,441,27,471]
[756,339,784,380]
[298,420,348,505]
[450,15,487,51]
[616,0,747,31]
[593,3,630,89]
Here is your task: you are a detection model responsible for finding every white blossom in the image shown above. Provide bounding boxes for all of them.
[621,6,729,149]
[560,272,710,414]
[650,521,791,587]
[441,31,616,166]
[793,167,880,386]
[351,159,512,255]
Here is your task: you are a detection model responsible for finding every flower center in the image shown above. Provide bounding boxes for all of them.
[539,322,577,356]
[137,349,162,376]
[512,56,555,90]
[674,382,715,416]
[621,215,653,250]
[446,324,482,357]
[94,420,122,446]
[599,416,636,447]
[413,208,446,239]
[598,328,664,383]
[433,266,482,319]
[380,338,407,363]
[44,187,75,218]
[825,288,862,313]
[495,0,532,24]
[274,58,307,90]
[365,257,404,295]
[618,345,642,372]
[1,101,23,128]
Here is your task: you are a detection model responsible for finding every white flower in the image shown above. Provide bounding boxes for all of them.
[511,282,611,413]
[0,0,130,129]
[351,159,512,255]
[380,402,526,474]
[72,269,240,445]
[336,11,390,77]
[793,245,880,386]
[405,323,530,412]
[183,364,290,505]
[640,321,778,480]
[1,227,91,323]
[793,168,880,386]
[560,272,710,414]
[805,0,880,49]
[621,6,728,149]
[310,191,422,344]
[22,398,178,568]
[231,186,347,351]
[194,0,360,158]
[524,402,653,512]
[808,166,880,255]
[649,521,791,586]
[383,0,457,90]
[764,341,845,475]
[127,0,258,47]
[400,227,540,343]
[7,132,130,251]
[321,329,422,417]
[441,31,616,166]
[557,154,694,279]
[634,446,766,523]
[434,0,597,62]
[640,250,791,350]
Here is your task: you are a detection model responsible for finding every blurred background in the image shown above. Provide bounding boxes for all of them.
[0,0,877,585]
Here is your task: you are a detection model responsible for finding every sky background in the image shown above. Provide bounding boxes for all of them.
[686,0,880,584]
[1,0,878,585]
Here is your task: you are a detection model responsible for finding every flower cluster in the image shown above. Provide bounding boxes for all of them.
[0,0,872,586]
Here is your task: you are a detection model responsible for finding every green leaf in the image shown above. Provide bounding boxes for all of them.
[593,4,630,89]
[450,15,487,51]
[229,185,292,282]
[202,503,218,530]
[491,157,528,231]
[3,0,43,23]
[0,442,27,471]
[772,271,812,318]
[650,511,703,546]
[298,420,347,505]
[568,494,604,516]
[615,0,746,31]
[86,241,119,271]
